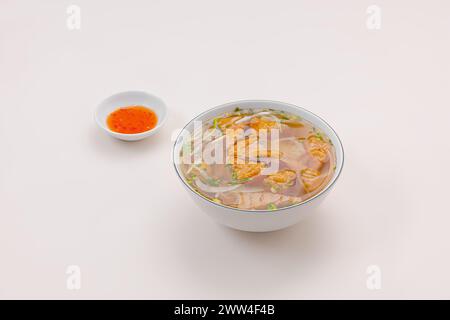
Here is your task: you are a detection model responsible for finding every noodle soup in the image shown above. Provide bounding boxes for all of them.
[178,107,336,211]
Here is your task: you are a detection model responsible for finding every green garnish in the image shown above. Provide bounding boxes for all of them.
[213,118,219,129]
[229,177,251,185]
[267,203,277,210]
[186,173,197,185]
[229,170,251,185]
[207,177,220,186]
[316,132,324,140]
[231,170,238,180]
[234,107,241,112]
[212,198,222,204]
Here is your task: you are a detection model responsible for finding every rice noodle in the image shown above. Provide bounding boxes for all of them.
[192,167,210,180]
[186,165,194,175]
[203,128,222,141]
[235,111,272,124]
[205,135,226,147]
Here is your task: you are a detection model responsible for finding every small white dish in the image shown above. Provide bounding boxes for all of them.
[95,91,167,141]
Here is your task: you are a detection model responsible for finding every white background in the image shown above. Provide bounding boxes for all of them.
[1,0,450,299]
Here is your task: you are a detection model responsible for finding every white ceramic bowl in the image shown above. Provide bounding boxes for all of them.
[173,100,344,232]
[95,91,167,141]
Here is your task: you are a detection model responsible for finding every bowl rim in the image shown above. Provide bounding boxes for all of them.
[172,99,344,214]
[95,90,167,137]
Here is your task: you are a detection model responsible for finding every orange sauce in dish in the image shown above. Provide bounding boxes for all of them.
[107,106,158,134]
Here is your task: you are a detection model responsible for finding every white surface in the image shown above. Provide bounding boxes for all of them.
[95,91,167,141]
[1,0,450,299]
[173,100,344,232]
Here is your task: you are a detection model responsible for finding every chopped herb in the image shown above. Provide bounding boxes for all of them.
[207,177,220,186]
[234,107,241,112]
[229,170,251,185]
[213,118,219,129]
[277,113,290,120]
[229,177,250,185]
[212,198,222,204]
[186,173,197,185]
[267,203,277,210]
[316,132,324,140]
